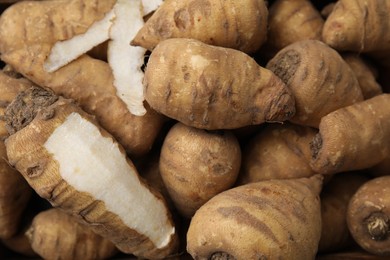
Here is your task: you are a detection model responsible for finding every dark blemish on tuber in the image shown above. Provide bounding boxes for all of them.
[365,212,389,241]
[174,9,190,30]
[217,206,279,243]
[4,86,58,135]
[26,164,44,178]
[268,50,301,85]
[265,92,295,122]
[310,134,322,159]
[209,252,236,260]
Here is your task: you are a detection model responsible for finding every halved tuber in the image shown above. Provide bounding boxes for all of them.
[4,87,178,259]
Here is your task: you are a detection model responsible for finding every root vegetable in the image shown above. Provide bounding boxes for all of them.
[131,0,268,54]
[0,44,166,157]
[369,155,390,177]
[238,123,317,184]
[261,0,324,58]
[347,176,390,256]
[0,0,116,53]
[322,0,390,52]
[266,40,363,128]
[4,87,178,259]
[310,94,390,175]
[187,175,323,260]
[159,122,241,218]
[26,208,117,260]
[319,172,369,253]
[0,71,32,240]
[342,53,382,99]
[144,38,295,130]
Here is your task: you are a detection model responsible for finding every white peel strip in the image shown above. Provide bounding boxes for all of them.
[108,0,147,116]
[141,0,163,15]
[44,112,175,249]
[43,8,115,72]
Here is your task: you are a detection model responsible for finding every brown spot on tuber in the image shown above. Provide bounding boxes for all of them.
[4,86,58,135]
[26,164,44,178]
[210,252,237,260]
[268,50,301,85]
[310,134,322,159]
[365,212,389,241]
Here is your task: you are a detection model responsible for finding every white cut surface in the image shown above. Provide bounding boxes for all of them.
[44,112,175,249]
[141,0,163,15]
[44,8,116,72]
[108,0,147,116]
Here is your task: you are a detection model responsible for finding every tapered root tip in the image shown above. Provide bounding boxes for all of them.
[4,86,58,135]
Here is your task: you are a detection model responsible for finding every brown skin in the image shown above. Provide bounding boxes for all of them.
[4,87,178,259]
[187,175,323,260]
[266,40,364,128]
[0,0,166,157]
[261,0,324,58]
[0,0,115,52]
[322,0,390,52]
[311,94,390,175]
[159,122,241,218]
[238,123,317,184]
[0,72,32,240]
[0,44,166,158]
[342,53,382,99]
[347,176,390,256]
[318,248,390,260]
[26,208,117,260]
[319,172,370,253]
[131,0,268,54]
[320,3,335,18]
[144,38,295,130]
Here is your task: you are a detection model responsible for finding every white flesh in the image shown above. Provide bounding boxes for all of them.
[44,112,175,249]
[43,8,115,72]
[141,0,163,15]
[108,0,147,116]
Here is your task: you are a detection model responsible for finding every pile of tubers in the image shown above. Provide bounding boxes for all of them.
[0,0,390,259]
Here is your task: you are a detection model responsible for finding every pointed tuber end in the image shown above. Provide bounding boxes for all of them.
[4,86,58,135]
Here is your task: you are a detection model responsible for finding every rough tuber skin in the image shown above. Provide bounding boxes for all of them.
[26,208,118,260]
[266,40,363,128]
[4,87,178,259]
[261,0,324,58]
[144,38,295,130]
[322,0,390,53]
[310,94,390,175]
[131,0,268,54]
[187,175,323,260]
[0,71,33,240]
[159,122,241,218]
[238,123,317,184]
[347,176,390,256]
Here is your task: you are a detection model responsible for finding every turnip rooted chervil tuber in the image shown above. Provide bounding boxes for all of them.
[144,38,295,130]
[3,87,178,259]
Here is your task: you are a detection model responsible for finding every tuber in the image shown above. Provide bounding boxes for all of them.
[266,39,363,128]
[238,123,317,184]
[4,86,178,259]
[144,38,295,130]
[310,94,390,175]
[132,0,268,54]
[322,0,390,52]
[347,176,390,256]
[26,208,117,260]
[159,122,241,218]
[187,175,323,260]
